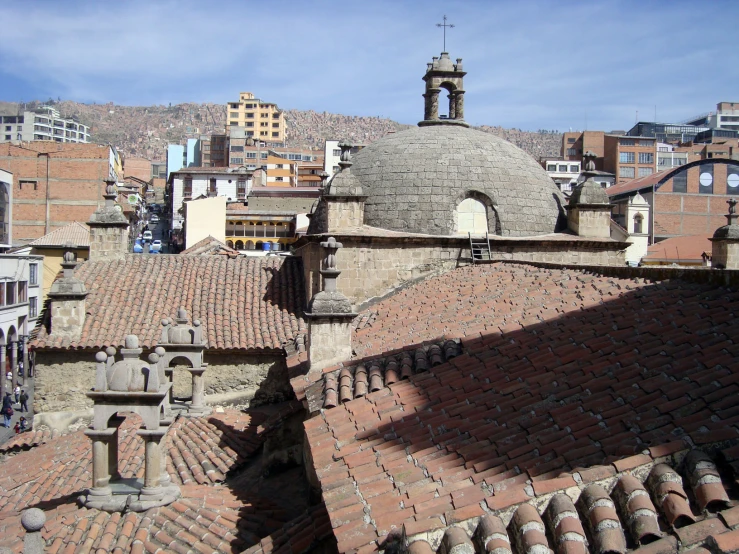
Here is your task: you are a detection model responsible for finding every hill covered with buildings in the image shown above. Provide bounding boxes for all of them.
[0,99,562,162]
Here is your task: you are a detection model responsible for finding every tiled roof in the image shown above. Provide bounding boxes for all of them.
[180,235,239,256]
[0,406,302,553]
[0,428,66,454]
[33,254,307,350]
[642,234,713,263]
[606,169,671,197]
[28,221,90,248]
[302,263,739,552]
[244,503,335,554]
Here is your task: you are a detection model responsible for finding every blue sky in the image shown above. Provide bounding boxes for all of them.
[0,0,736,132]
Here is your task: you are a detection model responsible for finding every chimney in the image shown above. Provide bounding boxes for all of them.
[47,251,88,340]
[566,151,613,238]
[88,179,129,261]
[304,237,356,371]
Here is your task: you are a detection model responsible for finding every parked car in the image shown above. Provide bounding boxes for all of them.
[142,231,153,242]
[133,240,143,253]
[150,214,160,223]
[150,240,162,253]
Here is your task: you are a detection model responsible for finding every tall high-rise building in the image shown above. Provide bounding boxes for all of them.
[227,92,286,145]
[0,106,90,144]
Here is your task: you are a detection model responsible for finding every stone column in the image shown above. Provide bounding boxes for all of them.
[188,366,207,413]
[158,416,173,487]
[22,337,29,382]
[455,90,465,120]
[424,88,440,120]
[108,416,125,481]
[9,341,17,390]
[0,344,5,401]
[138,429,166,498]
[448,92,456,119]
[84,428,116,496]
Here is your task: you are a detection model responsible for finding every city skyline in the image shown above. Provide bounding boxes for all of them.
[0,0,737,133]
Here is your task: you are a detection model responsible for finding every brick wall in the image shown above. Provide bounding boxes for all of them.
[0,142,111,242]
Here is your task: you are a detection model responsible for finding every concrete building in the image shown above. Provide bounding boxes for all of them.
[227,92,286,144]
[0,106,90,144]
[323,140,364,176]
[167,167,253,231]
[26,221,90,299]
[0,142,121,244]
[542,158,581,194]
[563,132,657,184]
[183,196,226,249]
[685,101,739,132]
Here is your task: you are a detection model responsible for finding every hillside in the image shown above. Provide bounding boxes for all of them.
[0,100,562,163]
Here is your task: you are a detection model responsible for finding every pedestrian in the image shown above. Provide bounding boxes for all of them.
[13,421,20,434]
[18,360,23,378]
[19,416,27,432]
[19,390,28,412]
[14,384,20,404]
[2,392,12,428]
[5,370,10,383]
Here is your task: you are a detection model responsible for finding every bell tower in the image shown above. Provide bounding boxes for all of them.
[418,52,469,128]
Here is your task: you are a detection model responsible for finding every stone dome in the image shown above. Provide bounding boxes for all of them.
[350,125,565,236]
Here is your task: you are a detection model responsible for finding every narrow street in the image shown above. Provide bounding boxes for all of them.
[0,373,36,445]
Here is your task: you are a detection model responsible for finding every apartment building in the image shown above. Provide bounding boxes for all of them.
[0,106,90,144]
[0,142,121,243]
[167,167,253,230]
[227,92,286,145]
[562,132,656,184]
[685,101,739,132]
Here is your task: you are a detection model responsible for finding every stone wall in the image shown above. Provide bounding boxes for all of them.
[326,198,364,231]
[50,298,86,338]
[89,226,129,261]
[297,234,625,308]
[712,241,739,270]
[568,207,611,238]
[307,319,353,371]
[34,350,289,414]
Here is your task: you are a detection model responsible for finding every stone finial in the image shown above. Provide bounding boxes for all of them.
[307,237,354,315]
[583,151,597,173]
[338,142,353,170]
[63,250,75,263]
[154,346,165,357]
[124,335,139,349]
[729,198,737,217]
[176,308,188,323]
[22,508,46,554]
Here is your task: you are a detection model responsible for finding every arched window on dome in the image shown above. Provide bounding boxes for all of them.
[633,213,643,235]
[456,197,488,235]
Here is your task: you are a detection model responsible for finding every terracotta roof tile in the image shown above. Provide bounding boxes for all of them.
[28,221,90,248]
[303,263,739,552]
[33,254,306,351]
[180,235,240,256]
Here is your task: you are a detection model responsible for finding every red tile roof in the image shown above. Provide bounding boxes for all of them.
[642,234,713,264]
[606,168,671,197]
[180,235,239,256]
[32,254,307,351]
[0,405,303,553]
[301,263,739,552]
[28,221,90,248]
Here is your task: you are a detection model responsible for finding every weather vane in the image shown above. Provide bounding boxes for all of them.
[436,15,455,52]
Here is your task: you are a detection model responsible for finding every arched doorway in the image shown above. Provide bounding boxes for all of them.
[235,240,244,250]
[457,198,488,235]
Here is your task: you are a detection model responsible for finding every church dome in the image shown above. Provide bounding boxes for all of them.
[350,125,566,236]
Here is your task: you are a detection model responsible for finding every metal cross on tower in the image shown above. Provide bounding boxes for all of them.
[436,15,455,52]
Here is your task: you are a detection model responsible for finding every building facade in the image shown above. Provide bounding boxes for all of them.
[0,142,120,244]
[563,132,656,184]
[167,167,253,230]
[227,92,286,144]
[0,106,90,144]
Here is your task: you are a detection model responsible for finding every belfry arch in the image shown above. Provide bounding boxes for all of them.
[419,52,468,127]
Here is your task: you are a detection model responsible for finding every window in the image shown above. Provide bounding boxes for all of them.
[276,164,283,169]
[246,152,257,159]
[260,131,267,136]
[6,281,16,305]
[639,140,652,147]
[272,123,279,128]
[19,180,37,191]
[209,178,217,193]
[29,296,37,318]
[29,264,38,286]
[245,113,254,118]
[18,281,27,302]
[332,149,341,156]
[272,132,279,137]
[230,103,239,109]
[231,157,244,165]
[276,177,284,182]
[658,146,669,152]
[231,146,244,152]
[4,135,9,141]
[570,165,579,173]
[261,113,269,118]
[183,177,193,197]
[261,153,267,159]
[261,122,268,127]
[4,126,10,131]
[638,152,653,164]
[567,138,576,144]
[273,113,280,119]
[246,131,254,136]
[566,148,577,156]
[558,165,567,172]
[699,164,714,194]
[638,167,653,178]
[230,112,239,119]
[245,122,254,128]
[547,164,556,172]
[619,152,635,163]
[620,139,635,146]
[619,167,635,178]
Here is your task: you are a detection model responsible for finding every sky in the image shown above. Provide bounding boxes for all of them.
[0,0,737,133]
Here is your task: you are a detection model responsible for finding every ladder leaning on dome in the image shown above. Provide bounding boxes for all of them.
[469,232,492,264]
